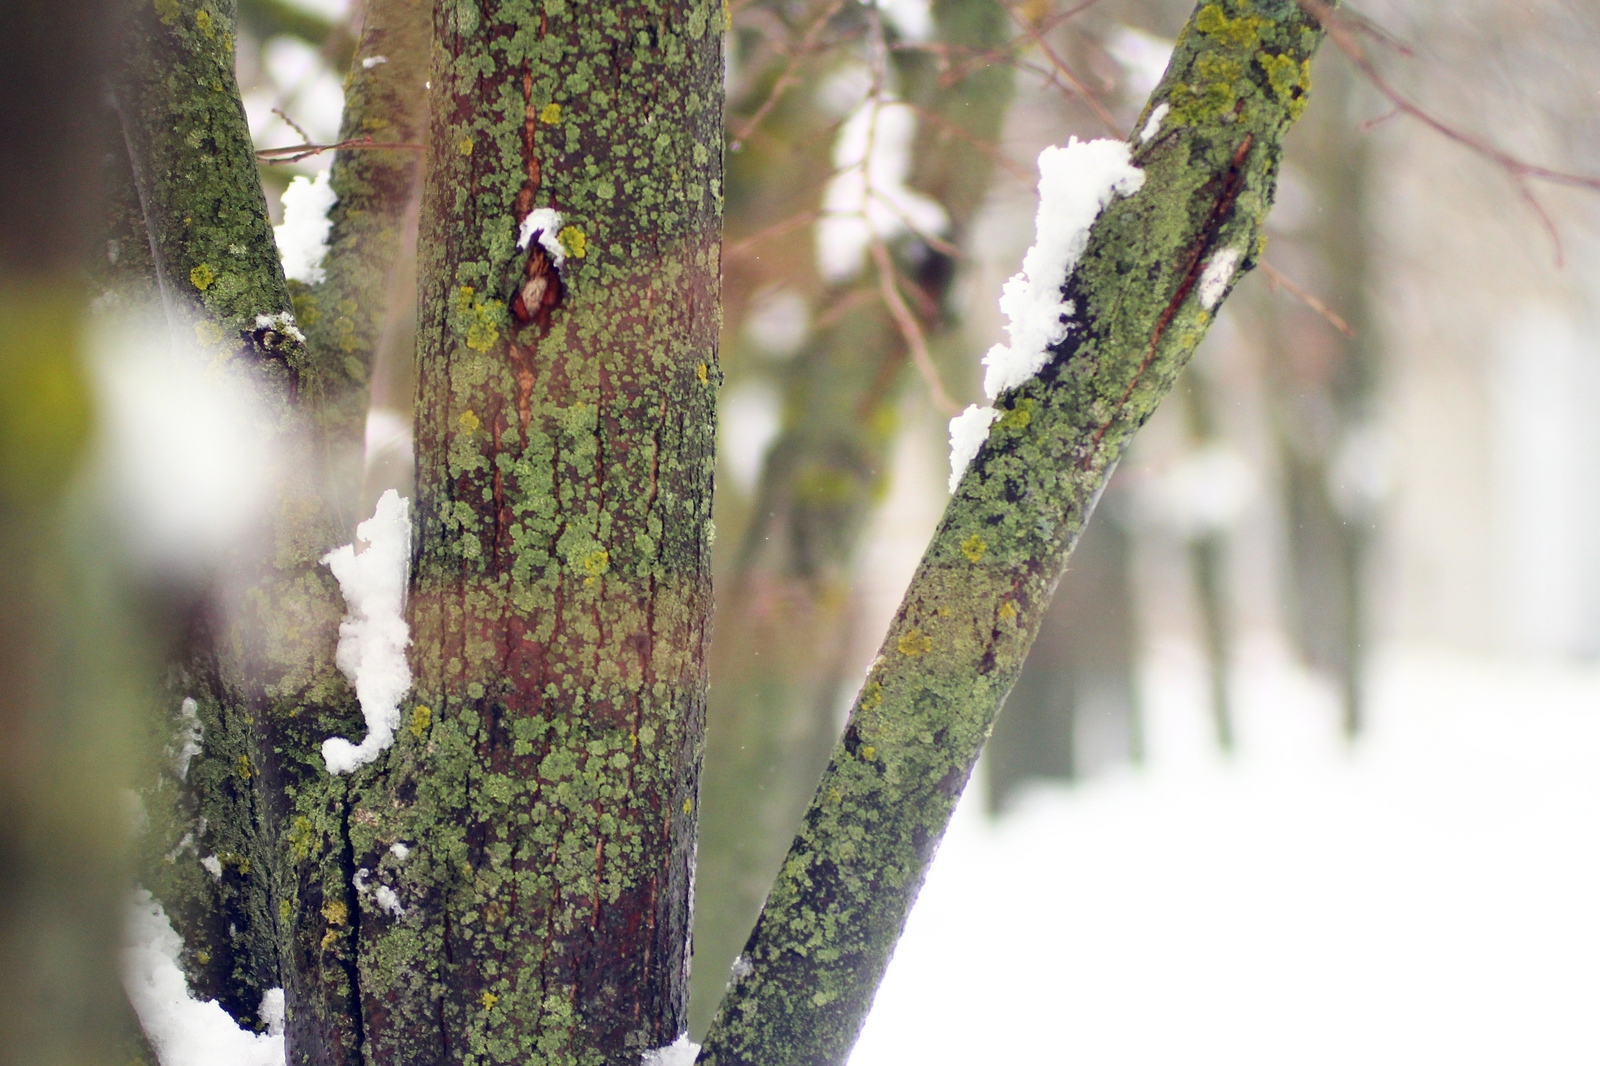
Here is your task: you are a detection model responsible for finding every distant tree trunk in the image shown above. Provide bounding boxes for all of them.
[694,0,1017,1026]
[986,488,1141,809]
[342,3,723,1062]
[1263,48,1375,737]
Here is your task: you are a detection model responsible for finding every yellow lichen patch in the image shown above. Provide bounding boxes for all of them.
[458,136,474,156]
[558,225,587,258]
[196,949,211,965]
[540,102,562,125]
[459,409,481,435]
[279,898,292,922]
[409,704,433,740]
[287,816,316,861]
[454,287,503,352]
[319,929,339,951]
[193,319,224,347]
[695,362,708,385]
[322,899,348,926]
[859,745,877,762]
[860,681,883,710]
[1260,53,1313,119]
[897,629,933,657]
[194,7,213,36]
[1000,401,1033,432]
[189,263,215,291]
[960,534,988,563]
[1195,3,1264,50]
[235,754,254,780]
[682,796,693,815]
[480,992,499,1011]
[580,549,610,576]
[999,600,1017,621]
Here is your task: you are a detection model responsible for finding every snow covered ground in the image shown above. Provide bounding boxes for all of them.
[851,640,1600,1066]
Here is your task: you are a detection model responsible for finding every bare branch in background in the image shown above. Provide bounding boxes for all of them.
[732,0,851,150]
[256,137,423,165]
[995,0,1125,137]
[870,237,959,415]
[1297,0,1600,262]
[1259,259,1357,339]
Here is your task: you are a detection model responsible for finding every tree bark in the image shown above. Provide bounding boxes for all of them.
[338,3,723,1062]
[700,3,1329,1062]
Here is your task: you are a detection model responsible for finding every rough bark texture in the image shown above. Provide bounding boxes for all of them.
[111,0,430,1059]
[334,3,723,1063]
[693,0,1016,1026]
[699,3,1328,1063]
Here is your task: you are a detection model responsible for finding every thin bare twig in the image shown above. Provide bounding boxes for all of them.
[904,100,1035,186]
[870,237,960,415]
[996,0,1125,138]
[271,107,312,144]
[1259,259,1356,338]
[1295,0,1600,263]
[725,210,821,263]
[937,0,1107,88]
[731,0,850,151]
[256,137,424,164]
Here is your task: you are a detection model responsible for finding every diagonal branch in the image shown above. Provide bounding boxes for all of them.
[698,3,1331,1063]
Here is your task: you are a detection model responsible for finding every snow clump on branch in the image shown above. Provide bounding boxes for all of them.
[321,489,413,775]
[275,170,336,284]
[947,138,1145,491]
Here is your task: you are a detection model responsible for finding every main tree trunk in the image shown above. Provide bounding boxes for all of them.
[344,3,722,1063]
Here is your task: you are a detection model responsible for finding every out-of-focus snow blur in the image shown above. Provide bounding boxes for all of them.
[88,317,276,579]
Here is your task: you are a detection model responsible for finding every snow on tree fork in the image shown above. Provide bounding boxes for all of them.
[698,3,1331,1064]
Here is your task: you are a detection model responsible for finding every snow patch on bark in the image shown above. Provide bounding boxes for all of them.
[641,1033,701,1066]
[124,890,285,1066]
[947,405,1001,493]
[981,138,1145,400]
[321,490,412,774]
[275,171,336,284]
[517,207,567,266]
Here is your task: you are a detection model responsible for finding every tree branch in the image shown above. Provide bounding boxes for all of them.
[698,3,1330,1062]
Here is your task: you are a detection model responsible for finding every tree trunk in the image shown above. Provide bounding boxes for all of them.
[340,3,723,1062]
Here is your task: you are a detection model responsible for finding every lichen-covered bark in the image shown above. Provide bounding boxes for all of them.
[693,1,1016,1026]
[333,3,722,1063]
[699,4,1328,1063]
[111,0,426,1055]
[108,0,306,1035]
